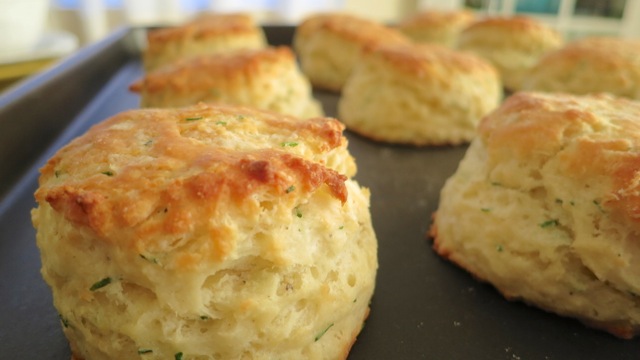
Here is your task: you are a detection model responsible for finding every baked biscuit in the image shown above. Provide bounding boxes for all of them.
[338,43,501,146]
[143,12,267,71]
[32,103,377,359]
[293,12,410,92]
[521,37,640,100]
[131,46,324,119]
[431,92,640,339]
[457,16,563,90]
[397,9,475,47]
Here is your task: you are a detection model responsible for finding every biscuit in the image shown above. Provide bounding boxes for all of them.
[397,9,475,47]
[32,103,377,359]
[457,16,563,90]
[431,92,640,339]
[131,46,324,119]
[338,43,501,146]
[143,12,267,71]
[293,12,410,92]
[521,37,640,100]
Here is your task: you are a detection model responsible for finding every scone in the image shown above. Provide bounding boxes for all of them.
[338,43,501,146]
[32,103,378,359]
[431,92,640,339]
[521,37,640,100]
[457,16,563,91]
[130,46,324,119]
[397,9,475,47]
[143,12,267,71]
[293,12,410,92]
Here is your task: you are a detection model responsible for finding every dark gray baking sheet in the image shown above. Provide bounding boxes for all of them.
[0,26,637,359]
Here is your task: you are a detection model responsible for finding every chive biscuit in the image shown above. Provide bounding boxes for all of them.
[521,37,640,100]
[457,16,563,91]
[338,42,501,146]
[130,46,323,119]
[143,12,267,72]
[293,12,410,92]
[32,103,378,359]
[431,92,640,339]
[397,9,476,48]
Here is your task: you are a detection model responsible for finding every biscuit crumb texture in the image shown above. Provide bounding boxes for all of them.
[144,13,267,71]
[432,92,640,339]
[32,103,377,359]
[132,46,323,119]
[338,43,501,146]
[293,13,410,92]
[458,16,563,90]
[521,37,640,100]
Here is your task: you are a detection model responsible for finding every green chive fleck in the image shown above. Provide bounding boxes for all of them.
[236,115,246,120]
[539,219,559,228]
[286,185,296,193]
[555,198,563,204]
[339,225,344,230]
[138,349,153,355]
[139,254,158,264]
[54,170,61,178]
[281,141,299,147]
[569,200,576,206]
[144,140,153,146]
[59,314,70,328]
[314,323,334,341]
[295,207,302,218]
[175,352,183,360]
[101,171,114,176]
[496,244,504,252]
[90,277,112,291]
[490,181,502,187]
[200,315,210,320]
[185,116,203,121]
[480,208,491,213]
[215,121,227,126]
[593,200,605,213]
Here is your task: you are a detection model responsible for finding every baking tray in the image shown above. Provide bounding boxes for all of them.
[0,26,637,360]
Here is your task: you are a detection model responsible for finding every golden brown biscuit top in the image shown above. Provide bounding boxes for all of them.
[398,9,475,30]
[365,43,498,77]
[478,92,640,230]
[534,37,640,72]
[147,13,260,45]
[296,12,410,46]
[131,46,294,94]
[460,15,562,49]
[34,103,349,265]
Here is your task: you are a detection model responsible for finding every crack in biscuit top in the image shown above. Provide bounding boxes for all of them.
[35,103,349,260]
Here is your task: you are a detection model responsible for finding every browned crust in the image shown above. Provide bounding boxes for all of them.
[147,13,259,45]
[463,15,555,34]
[477,92,640,230]
[34,103,349,263]
[398,9,475,30]
[459,15,563,50]
[296,13,409,47]
[364,42,498,77]
[130,46,295,94]
[533,37,640,74]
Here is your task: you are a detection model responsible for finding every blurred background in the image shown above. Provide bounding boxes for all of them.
[0,0,638,91]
